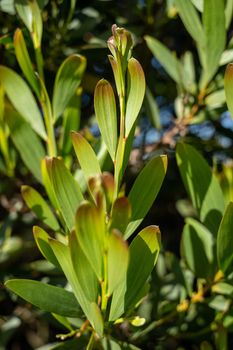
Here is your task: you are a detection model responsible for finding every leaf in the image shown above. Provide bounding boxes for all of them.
[0,65,46,139]
[145,36,181,84]
[49,239,103,335]
[220,49,233,66]
[33,226,60,268]
[109,226,160,320]
[109,197,131,234]
[14,28,40,97]
[60,90,81,156]
[94,79,118,160]
[181,218,216,280]
[75,201,105,280]
[21,186,59,231]
[107,230,129,296]
[46,157,83,231]
[125,58,145,137]
[5,279,81,317]
[15,0,33,32]
[224,64,233,120]
[200,0,226,88]
[69,231,98,303]
[225,0,233,30]
[71,132,101,185]
[52,55,86,121]
[174,0,205,46]
[217,202,233,275]
[125,155,167,239]
[176,142,225,235]
[144,87,161,130]
[6,108,45,182]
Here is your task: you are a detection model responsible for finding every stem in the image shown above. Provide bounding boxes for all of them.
[35,46,45,82]
[87,332,95,350]
[101,250,108,313]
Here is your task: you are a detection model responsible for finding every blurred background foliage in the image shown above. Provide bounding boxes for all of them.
[0,0,233,349]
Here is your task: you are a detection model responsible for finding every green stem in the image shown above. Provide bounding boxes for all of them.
[35,46,45,82]
[87,332,95,350]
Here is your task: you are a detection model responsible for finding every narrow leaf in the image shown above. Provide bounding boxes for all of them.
[46,157,83,231]
[6,108,45,182]
[145,36,181,84]
[52,55,86,121]
[217,202,233,275]
[0,65,46,139]
[75,201,105,280]
[174,0,205,46]
[33,226,60,268]
[21,186,59,231]
[176,142,225,235]
[5,279,81,317]
[94,79,117,160]
[107,230,129,296]
[14,28,40,97]
[125,58,145,137]
[71,132,101,185]
[110,197,131,234]
[125,155,167,239]
[144,87,161,130]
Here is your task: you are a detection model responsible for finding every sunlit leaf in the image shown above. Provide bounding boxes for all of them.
[107,230,129,296]
[75,201,105,280]
[125,155,167,239]
[109,197,131,234]
[52,55,86,121]
[5,279,81,317]
[125,58,145,137]
[14,28,40,97]
[71,132,101,185]
[176,142,225,235]
[21,186,59,231]
[45,157,83,231]
[94,79,117,160]
[33,226,60,268]
[0,66,46,139]
[217,202,233,275]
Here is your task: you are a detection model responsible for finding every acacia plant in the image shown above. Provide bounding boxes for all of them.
[5,25,167,349]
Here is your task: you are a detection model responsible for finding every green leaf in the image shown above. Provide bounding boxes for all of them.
[107,230,129,296]
[176,143,225,235]
[46,157,83,231]
[0,65,46,139]
[71,132,101,185]
[94,79,117,160]
[144,87,161,130]
[60,91,81,156]
[181,218,216,280]
[52,55,86,122]
[69,230,98,303]
[125,155,167,239]
[224,64,233,120]
[145,36,181,84]
[49,239,103,335]
[5,279,81,317]
[75,201,105,280]
[174,0,205,45]
[33,226,60,268]
[125,58,145,137]
[225,0,233,30]
[109,197,131,234]
[217,202,233,275]
[14,28,40,97]
[6,108,45,182]
[109,226,160,320]
[21,186,59,231]
[15,0,33,32]
[200,0,226,88]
